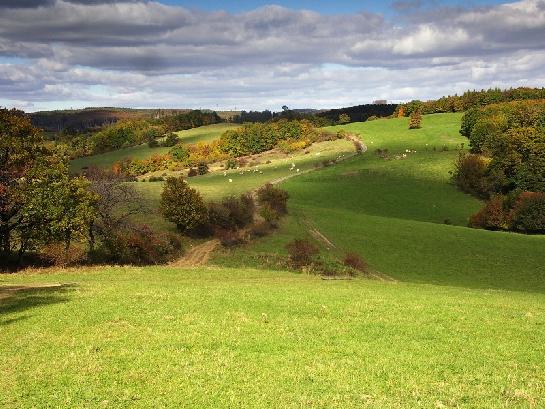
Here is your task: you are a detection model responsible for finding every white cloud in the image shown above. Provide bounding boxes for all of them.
[0,0,543,110]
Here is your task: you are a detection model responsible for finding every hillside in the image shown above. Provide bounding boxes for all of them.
[2,112,545,407]
[215,113,545,293]
[70,123,239,173]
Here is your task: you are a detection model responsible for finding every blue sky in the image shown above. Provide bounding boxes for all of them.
[0,0,543,111]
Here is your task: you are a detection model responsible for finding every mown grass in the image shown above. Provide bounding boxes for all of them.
[1,267,544,408]
[70,123,238,173]
[214,114,545,293]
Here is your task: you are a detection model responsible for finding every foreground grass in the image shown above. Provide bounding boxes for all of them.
[1,266,544,408]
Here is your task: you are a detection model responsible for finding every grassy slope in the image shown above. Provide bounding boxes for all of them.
[215,114,545,293]
[70,123,238,172]
[132,138,354,229]
[1,267,544,408]
[2,113,545,407]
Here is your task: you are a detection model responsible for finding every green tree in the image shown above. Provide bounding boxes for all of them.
[338,113,350,124]
[1,108,97,261]
[0,108,44,255]
[160,176,208,233]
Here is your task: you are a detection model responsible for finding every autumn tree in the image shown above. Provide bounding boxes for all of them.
[408,110,422,129]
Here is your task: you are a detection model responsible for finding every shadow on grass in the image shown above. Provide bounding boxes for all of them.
[0,284,76,325]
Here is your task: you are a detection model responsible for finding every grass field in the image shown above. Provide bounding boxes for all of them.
[1,267,544,408]
[214,114,545,293]
[3,113,545,407]
[70,123,238,173]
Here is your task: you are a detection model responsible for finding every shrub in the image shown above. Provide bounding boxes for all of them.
[452,152,491,198]
[187,168,198,177]
[352,139,364,154]
[469,195,509,230]
[338,113,351,124]
[161,133,179,147]
[286,238,319,268]
[40,242,87,267]
[94,225,182,265]
[208,194,255,231]
[197,162,209,175]
[215,228,246,247]
[160,176,208,233]
[225,158,237,169]
[408,110,422,129]
[510,192,545,233]
[169,144,189,163]
[343,252,368,273]
[147,138,159,148]
[367,115,378,121]
[259,204,280,227]
[257,183,289,215]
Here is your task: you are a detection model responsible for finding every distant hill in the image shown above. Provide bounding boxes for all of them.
[29,108,195,132]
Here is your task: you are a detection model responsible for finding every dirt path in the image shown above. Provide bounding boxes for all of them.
[170,239,220,267]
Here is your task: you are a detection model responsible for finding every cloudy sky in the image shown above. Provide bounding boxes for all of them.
[0,0,544,112]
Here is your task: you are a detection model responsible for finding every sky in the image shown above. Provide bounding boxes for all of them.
[0,0,544,112]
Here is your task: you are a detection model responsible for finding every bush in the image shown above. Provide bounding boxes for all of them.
[343,252,368,273]
[94,225,182,265]
[187,168,198,177]
[259,204,280,227]
[225,158,237,169]
[510,192,545,233]
[40,242,87,267]
[197,162,209,175]
[215,228,247,247]
[257,183,289,215]
[408,110,422,129]
[452,152,491,198]
[469,195,509,230]
[160,176,208,233]
[169,144,189,163]
[208,194,255,231]
[161,133,179,147]
[286,238,319,268]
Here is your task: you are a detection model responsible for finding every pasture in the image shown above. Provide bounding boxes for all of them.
[1,267,544,408]
[3,113,544,407]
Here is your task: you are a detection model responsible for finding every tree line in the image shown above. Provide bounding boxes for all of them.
[453,99,545,233]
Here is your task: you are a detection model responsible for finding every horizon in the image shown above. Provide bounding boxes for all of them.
[1,0,544,112]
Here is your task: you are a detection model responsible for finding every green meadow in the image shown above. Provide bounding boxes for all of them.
[70,123,238,173]
[3,113,544,407]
